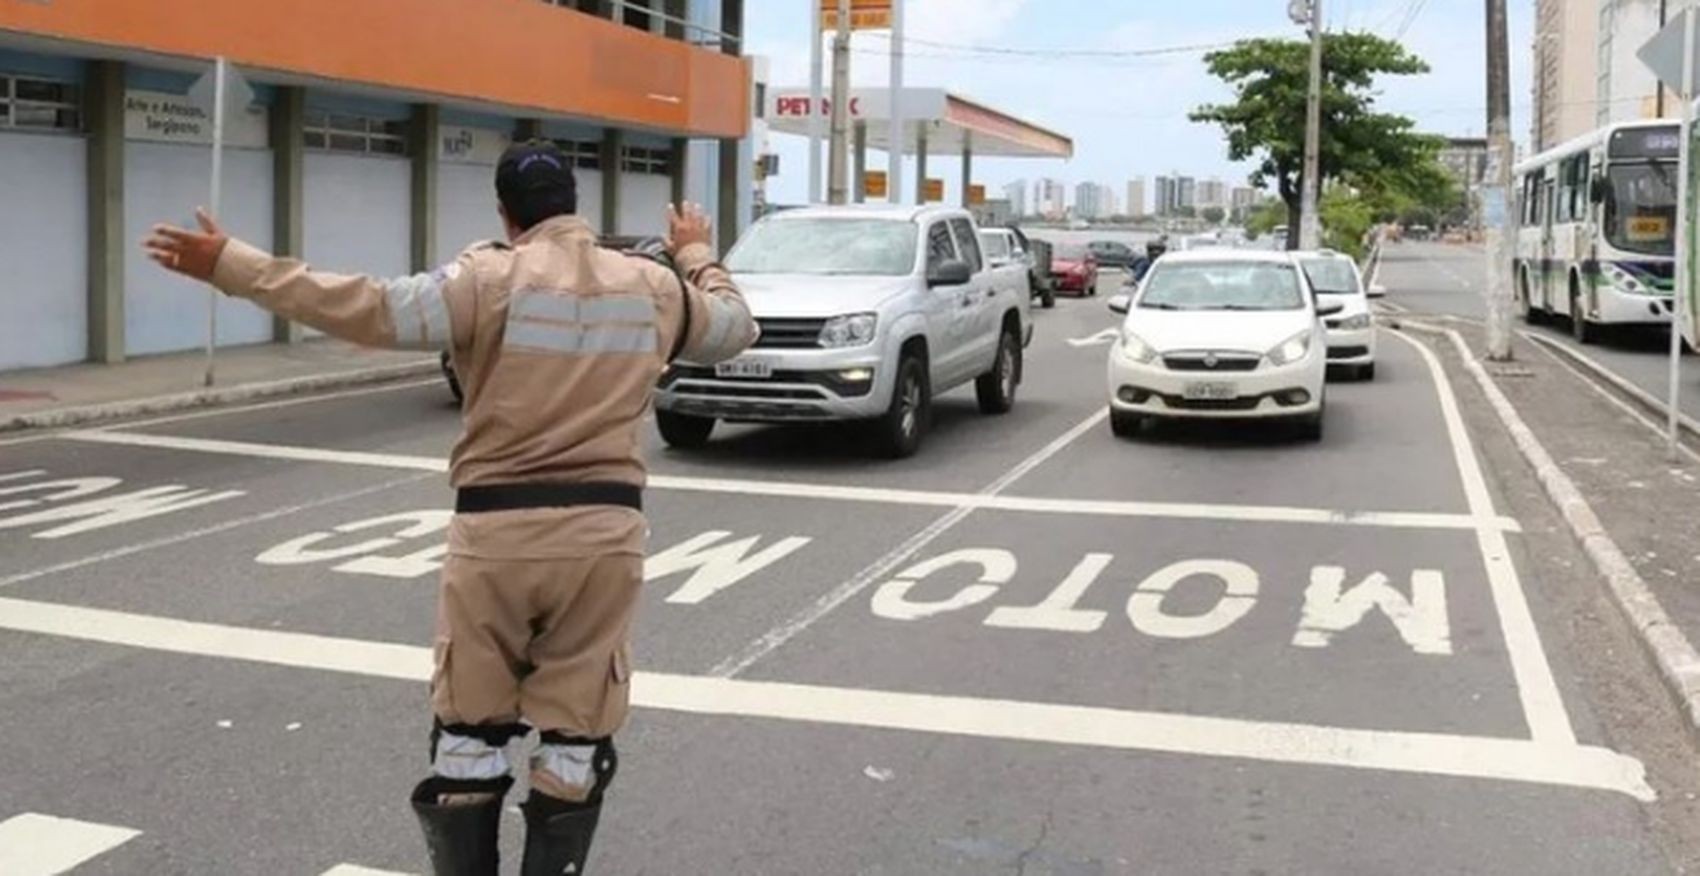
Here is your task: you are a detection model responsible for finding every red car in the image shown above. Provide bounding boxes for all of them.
[1050,243,1099,296]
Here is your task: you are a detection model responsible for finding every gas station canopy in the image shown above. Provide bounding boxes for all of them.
[766,87,1073,159]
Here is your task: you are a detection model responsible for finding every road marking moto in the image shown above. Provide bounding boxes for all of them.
[0,596,1652,800]
[0,813,140,876]
[55,430,1520,532]
[0,470,244,539]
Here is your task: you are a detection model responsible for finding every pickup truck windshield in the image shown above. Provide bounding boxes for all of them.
[727,218,918,276]
[1140,262,1304,311]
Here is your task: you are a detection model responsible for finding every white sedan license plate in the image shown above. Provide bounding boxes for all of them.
[715,358,773,379]
[1183,381,1238,401]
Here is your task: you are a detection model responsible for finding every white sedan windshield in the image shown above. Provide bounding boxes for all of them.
[1140,262,1304,311]
[727,219,917,276]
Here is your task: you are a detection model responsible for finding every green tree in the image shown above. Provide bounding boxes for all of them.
[1191,33,1435,250]
[1200,206,1227,225]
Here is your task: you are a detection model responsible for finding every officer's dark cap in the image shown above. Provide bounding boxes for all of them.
[496,140,578,231]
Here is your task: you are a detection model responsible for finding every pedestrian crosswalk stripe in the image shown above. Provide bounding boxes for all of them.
[0,813,140,876]
[319,865,415,876]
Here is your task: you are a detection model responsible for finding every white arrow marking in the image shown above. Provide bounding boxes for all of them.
[1067,328,1120,348]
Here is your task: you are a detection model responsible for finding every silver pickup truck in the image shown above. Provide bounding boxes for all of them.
[655,204,1032,458]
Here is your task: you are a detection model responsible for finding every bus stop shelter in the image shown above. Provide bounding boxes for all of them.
[765,87,1073,205]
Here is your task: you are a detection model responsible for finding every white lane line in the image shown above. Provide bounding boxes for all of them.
[708,408,1108,677]
[0,813,141,875]
[55,429,1517,532]
[1390,329,1577,745]
[0,596,1652,801]
[319,866,416,876]
[0,473,435,592]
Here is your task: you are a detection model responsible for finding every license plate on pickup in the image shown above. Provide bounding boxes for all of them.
[715,358,773,379]
[1183,381,1238,401]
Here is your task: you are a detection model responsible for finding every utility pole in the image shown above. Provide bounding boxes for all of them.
[1484,0,1516,360]
[826,0,852,204]
[888,0,905,203]
[1294,0,1325,251]
[1659,0,1670,117]
[807,0,823,204]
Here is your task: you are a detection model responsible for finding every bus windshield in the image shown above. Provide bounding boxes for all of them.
[1604,162,1677,256]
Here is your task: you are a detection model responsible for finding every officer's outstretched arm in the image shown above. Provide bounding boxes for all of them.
[144,209,476,351]
[668,241,758,365]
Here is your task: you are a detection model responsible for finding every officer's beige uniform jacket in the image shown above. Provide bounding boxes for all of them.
[210,215,757,737]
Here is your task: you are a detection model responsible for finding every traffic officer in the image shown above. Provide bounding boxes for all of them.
[144,140,759,874]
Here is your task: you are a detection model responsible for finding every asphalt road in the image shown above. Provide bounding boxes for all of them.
[1379,241,1700,417]
[4,273,1700,874]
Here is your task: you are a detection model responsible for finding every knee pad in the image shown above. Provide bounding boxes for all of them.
[531,733,617,805]
[429,719,528,781]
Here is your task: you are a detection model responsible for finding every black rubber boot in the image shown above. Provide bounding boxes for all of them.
[519,792,603,876]
[411,775,513,876]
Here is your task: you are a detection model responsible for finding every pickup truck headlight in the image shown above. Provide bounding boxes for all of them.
[1119,330,1157,364]
[1338,312,1373,330]
[819,313,878,348]
[1266,329,1313,366]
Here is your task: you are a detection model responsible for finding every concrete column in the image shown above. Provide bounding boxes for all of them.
[669,136,689,208]
[960,132,973,208]
[410,103,440,271]
[914,124,929,203]
[601,128,623,235]
[852,121,867,203]
[270,86,306,342]
[85,60,125,364]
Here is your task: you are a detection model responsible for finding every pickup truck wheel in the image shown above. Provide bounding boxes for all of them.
[976,328,1020,414]
[656,409,716,449]
[873,354,928,459]
[1040,283,1056,308]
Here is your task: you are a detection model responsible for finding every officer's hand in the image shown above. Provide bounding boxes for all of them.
[666,202,713,254]
[144,208,229,282]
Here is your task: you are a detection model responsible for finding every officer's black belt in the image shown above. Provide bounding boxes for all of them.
[455,481,643,514]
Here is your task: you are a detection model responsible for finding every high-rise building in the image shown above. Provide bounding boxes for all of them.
[1003,180,1028,217]
[1230,186,1260,220]
[1596,0,1667,128]
[1035,178,1068,220]
[1074,181,1105,220]
[1154,176,1176,216]
[1127,178,1147,218]
[1533,0,1597,151]
[1176,176,1197,212]
[1196,178,1228,211]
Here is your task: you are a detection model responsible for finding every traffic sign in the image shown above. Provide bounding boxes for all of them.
[1639,7,1700,97]
[968,184,986,205]
[922,178,944,203]
[864,170,888,198]
[821,0,892,31]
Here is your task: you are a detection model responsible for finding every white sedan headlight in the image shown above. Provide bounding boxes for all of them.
[1266,329,1313,366]
[1338,312,1373,330]
[1119,329,1157,363]
[819,313,878,348]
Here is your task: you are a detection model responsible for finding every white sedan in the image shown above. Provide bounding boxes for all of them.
[1105,250,1342,441]
[1297,250,1379,381]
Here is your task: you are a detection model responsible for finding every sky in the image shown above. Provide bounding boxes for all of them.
[743,0,1535,209]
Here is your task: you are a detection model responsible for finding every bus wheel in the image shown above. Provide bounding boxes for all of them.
[1570,282,1599,344]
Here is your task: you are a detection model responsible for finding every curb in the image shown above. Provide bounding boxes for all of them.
[1405,321,1700,734]
[0,359,440,434]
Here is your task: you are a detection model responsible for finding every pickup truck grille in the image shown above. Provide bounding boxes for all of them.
[753,317,826,349]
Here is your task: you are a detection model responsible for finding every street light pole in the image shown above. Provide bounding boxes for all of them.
[826,0,852,204]
[1483,0,1516,360]
[1298,0,1325,251]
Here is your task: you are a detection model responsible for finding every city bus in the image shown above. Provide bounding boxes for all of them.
[1514,120,1678,343]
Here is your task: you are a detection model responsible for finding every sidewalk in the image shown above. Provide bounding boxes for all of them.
[0,339,438,433]
[1418,318,1700,730]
